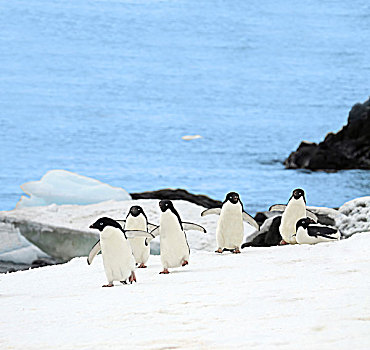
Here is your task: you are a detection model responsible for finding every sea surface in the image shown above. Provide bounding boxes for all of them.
[0,0,369,214]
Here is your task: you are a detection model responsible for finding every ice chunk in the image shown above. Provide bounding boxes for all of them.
[181,134,203,140]
[336,196,370,237]
[16,170,131,208]
[0,221,49,264]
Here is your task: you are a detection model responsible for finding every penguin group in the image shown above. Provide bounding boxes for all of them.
[88,189,340,287]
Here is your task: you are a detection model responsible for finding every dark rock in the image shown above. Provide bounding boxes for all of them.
[242,216,282,248]
[31,258,56,268]
[243,209,337,247]
[130,188,222,209]
[254,211,281,227]
[284,98,370,170]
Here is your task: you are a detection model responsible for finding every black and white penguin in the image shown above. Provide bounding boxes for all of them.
[87,207,158,268]
[295,217,340,244]
[201,192,259,253]
[116,206,158,268]
[88,217,153,287]
[269,188,315,245]
[149,200,206,274]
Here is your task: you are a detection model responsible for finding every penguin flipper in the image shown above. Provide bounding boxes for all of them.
[242,211,260,230]
[307,226,338,239]
[306,210,318,222]
[147,223,159,232]
[87,240,101,265]
[201,208,221,217]
[182,222,207,233]
[150,226,160,237]
[125,230,155,239]
[269,204,286,212]
[145,226,161,243]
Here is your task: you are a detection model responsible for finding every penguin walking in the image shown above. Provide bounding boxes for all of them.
[116,206,158,268]
[149,200,206,274]
[295,218,340,244]
[88,217,153,287]
[269,188,315,245]
[201,192,259,254]
[87,207,158,268]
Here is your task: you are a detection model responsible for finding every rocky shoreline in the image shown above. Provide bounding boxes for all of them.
[1,189,369,274]
[284,98,370,171]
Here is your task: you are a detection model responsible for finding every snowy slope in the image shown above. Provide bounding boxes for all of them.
[1,233,370,349]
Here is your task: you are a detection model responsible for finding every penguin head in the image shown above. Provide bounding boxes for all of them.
[296,217,315,230]
[292,188,305,201]
[128,205,143,217]
[89,217,122,232]
[225,192,240,205]
[159,199,174,213]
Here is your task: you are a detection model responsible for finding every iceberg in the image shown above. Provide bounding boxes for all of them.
[0,221,49,264]
[16,170,131,208]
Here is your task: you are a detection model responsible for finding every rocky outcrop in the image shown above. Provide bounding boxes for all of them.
[131,188,222,208]
[284,98,370,170]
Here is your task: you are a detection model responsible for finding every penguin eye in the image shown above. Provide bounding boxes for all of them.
[100,222,103,225]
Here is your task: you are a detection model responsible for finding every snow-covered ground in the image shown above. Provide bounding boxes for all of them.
[1,233,370,349]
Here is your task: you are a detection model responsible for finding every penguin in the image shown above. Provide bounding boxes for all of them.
[201,192,259,254]
[116,206,158,268]
[295,218,340,244]
[87,206,158,268]
[269,188,314,245]
[88,217,153,287]
[148,200,206,274]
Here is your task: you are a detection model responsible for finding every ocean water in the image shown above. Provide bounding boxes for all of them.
[0,0,369,213]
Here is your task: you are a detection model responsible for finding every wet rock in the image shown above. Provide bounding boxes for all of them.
[284,98,370,170]
[130,188,222,208]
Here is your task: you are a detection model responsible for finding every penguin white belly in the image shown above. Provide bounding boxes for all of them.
[100,227,135,283]
[280,198,306,244]
[125,215,150,264]
[216,202,244,249]
[160,213,189,269]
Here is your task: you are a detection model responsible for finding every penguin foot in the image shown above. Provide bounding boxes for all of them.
[279,240,288,245]
[102,283,114,287]
[232,249,241,254]
[138,263,147,268]
[120,280,127,285]
[182,260,188,267]
[215,249,223,254]
[159,269,170,274]
[129,271,137,284]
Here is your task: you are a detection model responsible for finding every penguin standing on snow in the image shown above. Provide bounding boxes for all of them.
[295,218,340,244]
[201,192,259,254]
[116,206,158,268]
[149,200,206,274]
[269,188,310,245]
[88,217,153,287]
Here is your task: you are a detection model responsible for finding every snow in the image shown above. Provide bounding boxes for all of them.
[1,233,370,349]
[336,196,370,237]
[0,199,255,262]
[16,170,131,208]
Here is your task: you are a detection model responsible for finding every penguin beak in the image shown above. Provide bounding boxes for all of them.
[89,224,95,229]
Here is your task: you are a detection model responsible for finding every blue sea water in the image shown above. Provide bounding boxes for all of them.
[0,0,369,213]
